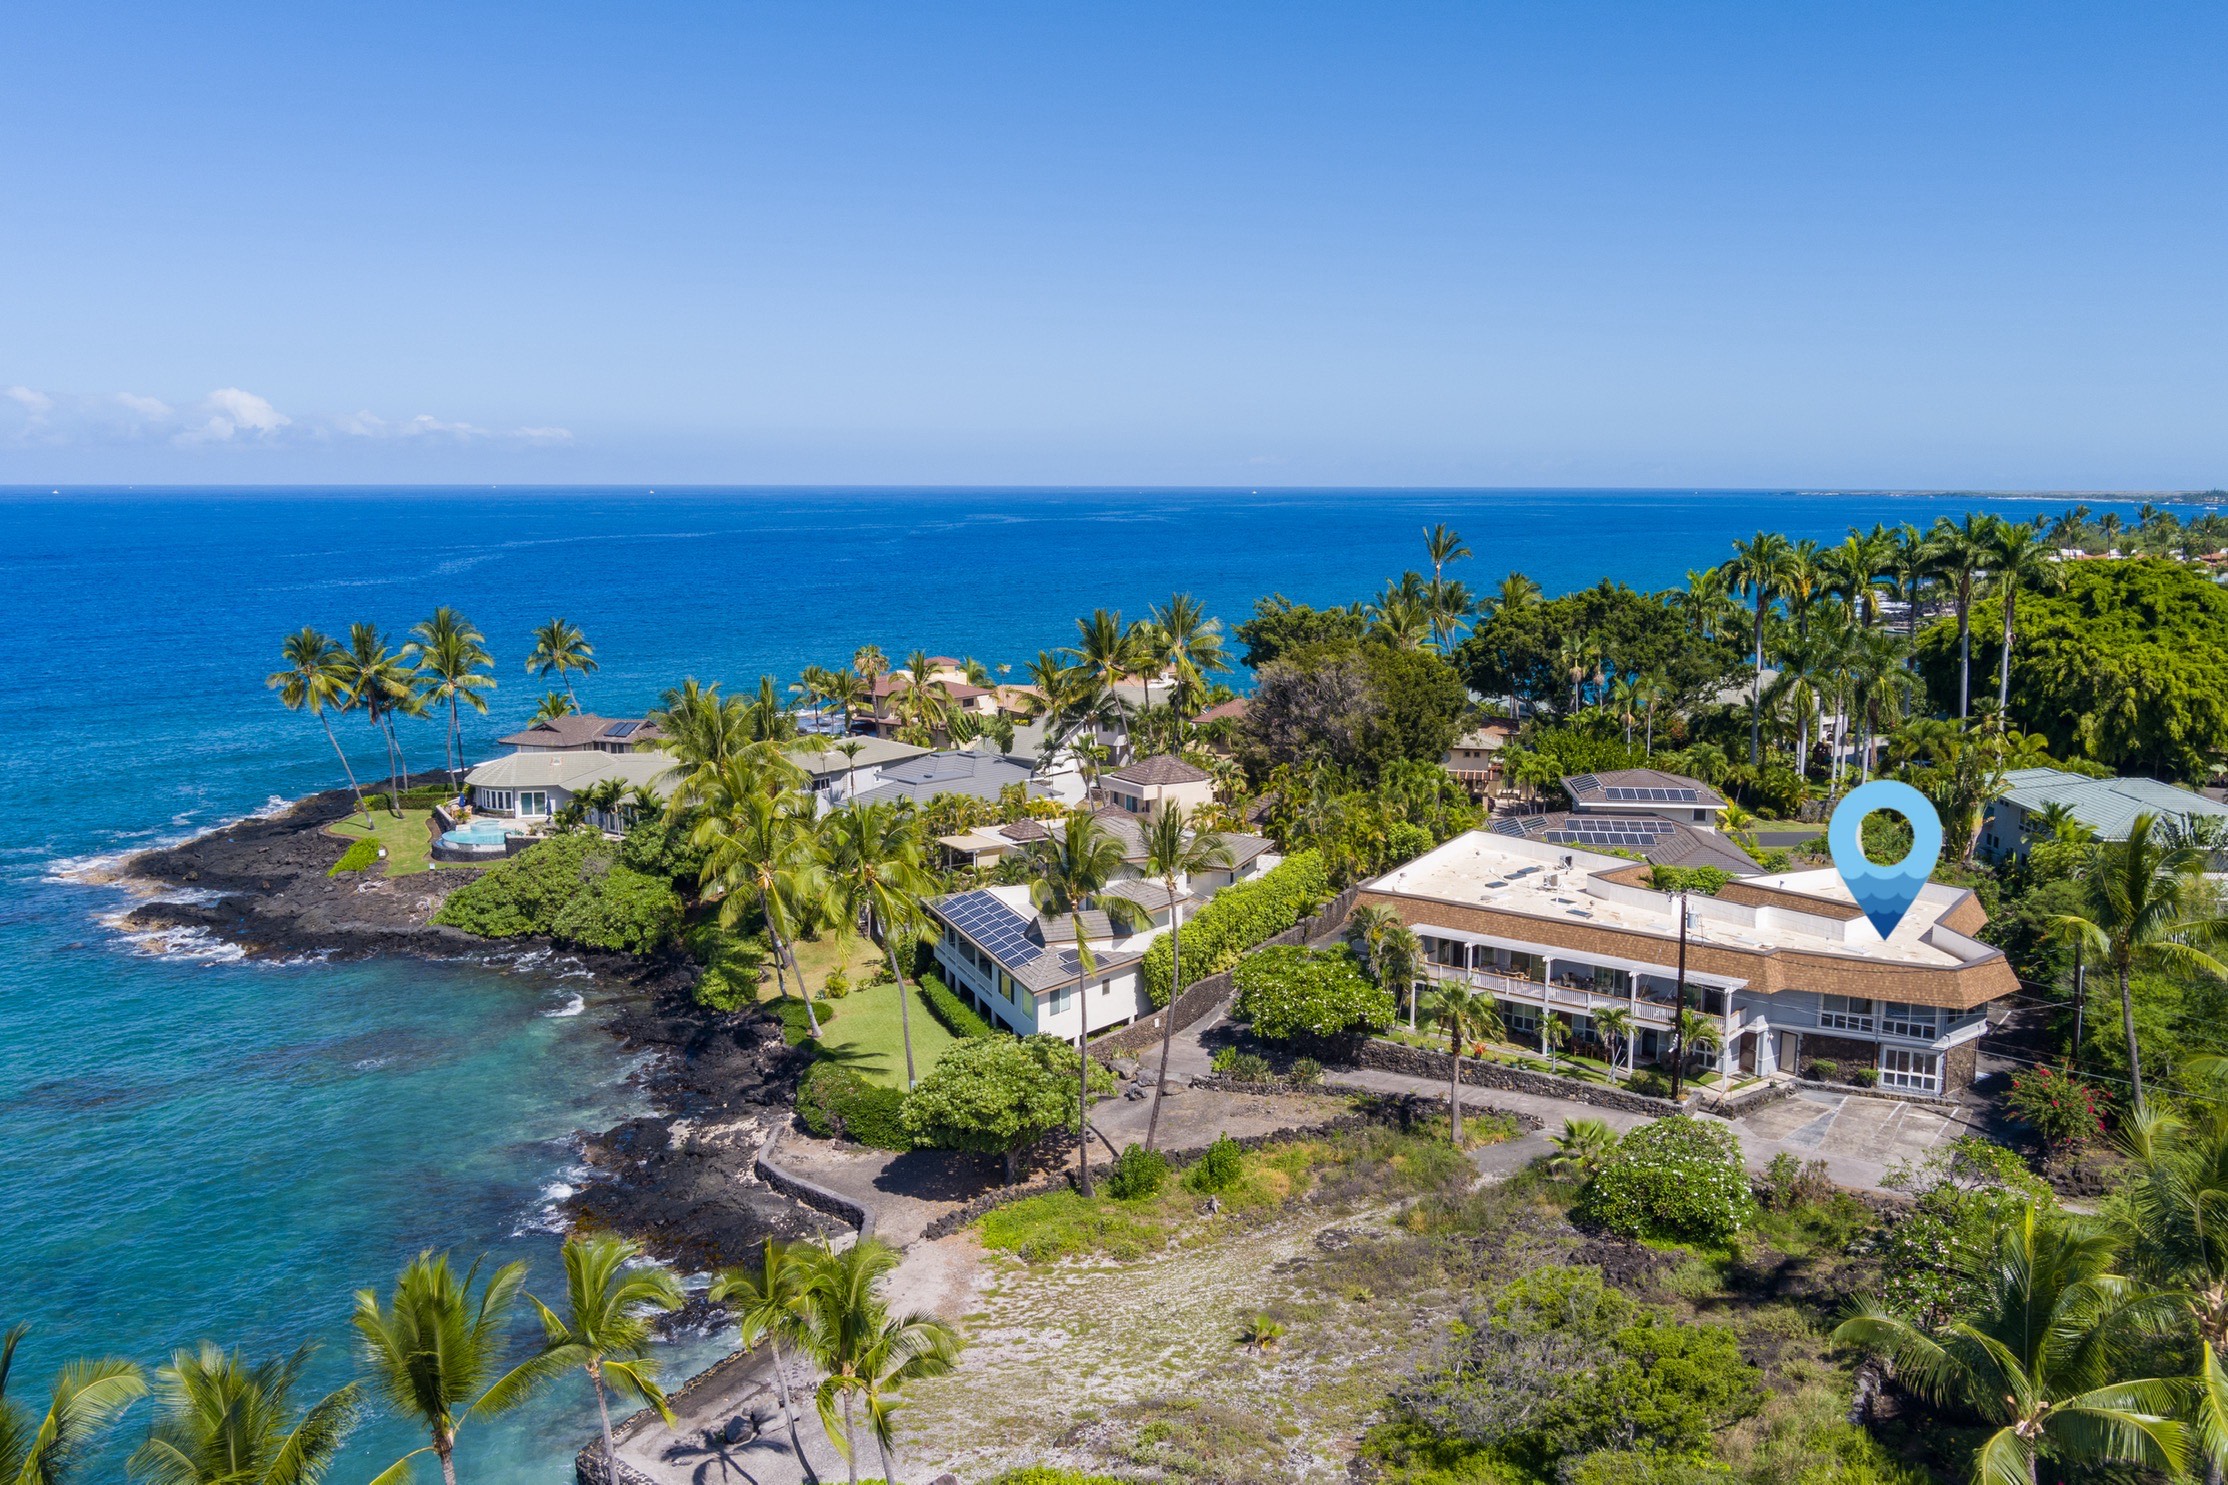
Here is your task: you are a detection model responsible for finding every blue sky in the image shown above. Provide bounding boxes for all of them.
[1,3,2221,487]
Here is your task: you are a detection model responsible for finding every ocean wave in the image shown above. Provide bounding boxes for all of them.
[543,993,586,1018]
[514,1159,592,1236]
[44,795,296,889]
[100,917,248,964]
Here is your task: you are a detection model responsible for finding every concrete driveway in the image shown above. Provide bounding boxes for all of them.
[1728,1088,1965,1188]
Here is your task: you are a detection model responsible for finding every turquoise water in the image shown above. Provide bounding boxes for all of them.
[0,486,2165,1480]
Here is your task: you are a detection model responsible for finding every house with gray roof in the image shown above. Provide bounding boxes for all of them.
[783,736,929,806]
[463,748,676,829]
[1489,810,1760,878]
[497,714,661,754]
[848,743,1050,809]
[1979,767,2228,862]
[1562,768,1727,831]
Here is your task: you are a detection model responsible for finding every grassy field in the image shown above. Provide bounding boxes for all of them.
[784,928,888,993]
[326,808,449,877]
[810,976,963,1088]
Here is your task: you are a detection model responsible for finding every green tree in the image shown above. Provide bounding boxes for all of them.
[1139,805,1232,1153]
[1983,520,2064,719]
[528,1236,682,1485]
[1545,1117,1619,1180]
[352,1253,562,1485]
[796,1241,960,1485]
[1148,593,1228,716]
[127,1344,359,1485]
[335,623,424,817]
[404,608,495,788]
[0,1325,146,1485]
[1429,983,1504,1144]
[267,627,372,827]
[1924,513,1998,721]
[694,768,829,1036]
[900,1035,1089,1183]
[824,801,940,1088]
[711,1240,822,1483]
[2050,811,2228,1110]
[1023,810,1146,1194]
[524,619,597,707]
[1834,1205,2186,1485]
[1722,531,1798,765]
[1232,946,1395,1041]
[1233,595,1367,670]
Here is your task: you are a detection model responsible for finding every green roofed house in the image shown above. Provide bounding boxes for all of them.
[1978,766,2228,862]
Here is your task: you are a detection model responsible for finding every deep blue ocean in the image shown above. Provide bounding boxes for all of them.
[0,486,2162,1480]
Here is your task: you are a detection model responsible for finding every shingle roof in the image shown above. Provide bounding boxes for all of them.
[1108,754,1213,786]
[1195,698,1249,723]
[782,736,928,780]
[1101,878,1197,912]
[1031,910,1116,944]
[1488,809,1758,877]
[465,749,677,794]
[850,749,1046,806]
[1999,767,2228,842]
[496,714,661,749]
[1562,768,1725,811]
[928,888,1139,991]
[999,819,1050,841]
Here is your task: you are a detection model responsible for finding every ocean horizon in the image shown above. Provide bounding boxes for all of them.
[0,484,2174,1481]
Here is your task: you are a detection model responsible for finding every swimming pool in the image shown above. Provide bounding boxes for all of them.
[439,820,518,852]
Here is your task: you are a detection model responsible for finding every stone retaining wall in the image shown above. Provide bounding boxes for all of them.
[1089,884,1362,1058]
[1355,1038,1685,1117]
[753,1131,875,1239]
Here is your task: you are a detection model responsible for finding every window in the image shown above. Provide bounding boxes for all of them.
[1048,986,1073,1016]
[1820,995,1875,1032]
[1879,1047,1940,1093]
[1498,999,1538,1037]
[1426,937,1467,968]
[1881,1001,1938,1039]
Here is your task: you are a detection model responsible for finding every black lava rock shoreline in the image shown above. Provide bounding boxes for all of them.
[118,785,834,1266]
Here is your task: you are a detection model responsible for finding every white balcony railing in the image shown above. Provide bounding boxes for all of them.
[1420,963,1681,1026]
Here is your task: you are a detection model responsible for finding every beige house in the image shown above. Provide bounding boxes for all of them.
[463,749,675,828]
[1092,754,1216,818]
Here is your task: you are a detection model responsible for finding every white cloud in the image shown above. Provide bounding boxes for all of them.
[1,383,570,452]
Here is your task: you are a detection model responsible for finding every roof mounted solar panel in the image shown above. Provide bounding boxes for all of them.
[1568,774,1600,793]
[605,721,640,738]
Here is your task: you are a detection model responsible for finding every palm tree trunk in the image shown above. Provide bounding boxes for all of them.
[841,1394,859,1485]
[1958,586,1972,719]
[877,912,917,1087]
[1448,1027,1463,1144]
[437,1437,459,1485]
[447,694,462,789]
[876,1431,900,1485]
[591,1367,619,1485]
[766,908,820,1037]
[318,712,372,825]
[1998,588,2017,717]
[768,1345,818,1484]
[1144,888,1183,1153]
[2121,961,2145,1110]
[1751,603,1766,765]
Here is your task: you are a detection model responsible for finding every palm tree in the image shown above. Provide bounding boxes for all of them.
[648,679,800,808]
[1821,530,1890,627]
[831,740,867,803]
[528,1236,682,1485]
[2050,812,2228,1110]
[818,669,869,736]
[1924,513,1998,721]
[1024,810,1147,1194]
[695,770,828,1037]
[1424,576,1475,654]
[1833,1205,2186,1485]
[1669,1007,1722,1101]
[267,628,372,826]
[524,619,597,707]
[712,1240,822,1483]
[1539,1013,1570,1073]
[352,1253,562,1485]
[1368,575,1433,650]
[1845,628,1912,783]
[128,1344,360,1485]
[531,691,574,725]
[1984,520,2064,720]
[1590,1004,1635,1077]
[796,1241,960,1485]
[1722,531,1797,765]
[0,1325,146,1485]
[1424,522,1471,582]
[1139,806,1232,1153]
[336,623,422,817]
[1545,1117,1619,1180]
[1067,610,1140,745]
[404,608,494,788]
[1886,522,1931,640]
[1428,983,1504,1144]
[824,802,939,1088]
[1148,595,1228,717]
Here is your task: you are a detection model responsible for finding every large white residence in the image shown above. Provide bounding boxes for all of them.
[462,749,674,826]
[1357,829,2019,1095]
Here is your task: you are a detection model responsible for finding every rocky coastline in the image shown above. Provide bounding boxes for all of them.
[116,785,836,1267]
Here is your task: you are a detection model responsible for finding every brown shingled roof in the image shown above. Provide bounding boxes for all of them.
[1108,754,1213,786]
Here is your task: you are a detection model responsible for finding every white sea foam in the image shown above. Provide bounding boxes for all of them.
[99,916,249,964]
[543,993,586,1018]
[353,1056,391,1071]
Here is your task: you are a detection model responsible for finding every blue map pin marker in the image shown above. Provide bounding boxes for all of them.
[1826,779,1943,939]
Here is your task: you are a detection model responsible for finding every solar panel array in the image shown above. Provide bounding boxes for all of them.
[937,890,1044,968]
[1567,773,1600,793]
[1544,820,1675,850]
[604,721,641,738]
[1603,785,1698,803]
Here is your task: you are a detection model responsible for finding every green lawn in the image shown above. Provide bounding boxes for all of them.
[812,978,962,1089]
[327,808,451,877]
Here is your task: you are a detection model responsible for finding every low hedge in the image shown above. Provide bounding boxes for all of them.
[797,1061,911,1151]
[1139,850,1330,1007]
[1572,1114,1755,1243]
[327,838,380,876]
[917,971,996,1039]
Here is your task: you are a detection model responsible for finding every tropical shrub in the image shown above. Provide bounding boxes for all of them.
[1645,865,1733,897]
[1232,945,1396,1042]
[617,808,707,888]
[797,1061,911,1151]
[1185,1135,1244,1193]
[985,1467,1124,1485]
[917,970,996,1038]
[1139,851,1331,1006]
[821,968,849,999]
[1290,1056,1323,1086]
[328,838,380,875]
[1383,1265,1761,1476]
[2004,1063,2106,1148]
[433,831,682,952]
[901,1035,1110,1179]
[1105,1143,1170,1201]
[1876,1138,2054,1327]
[1573,1115,1756,1243]
[685,921,766,1013]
